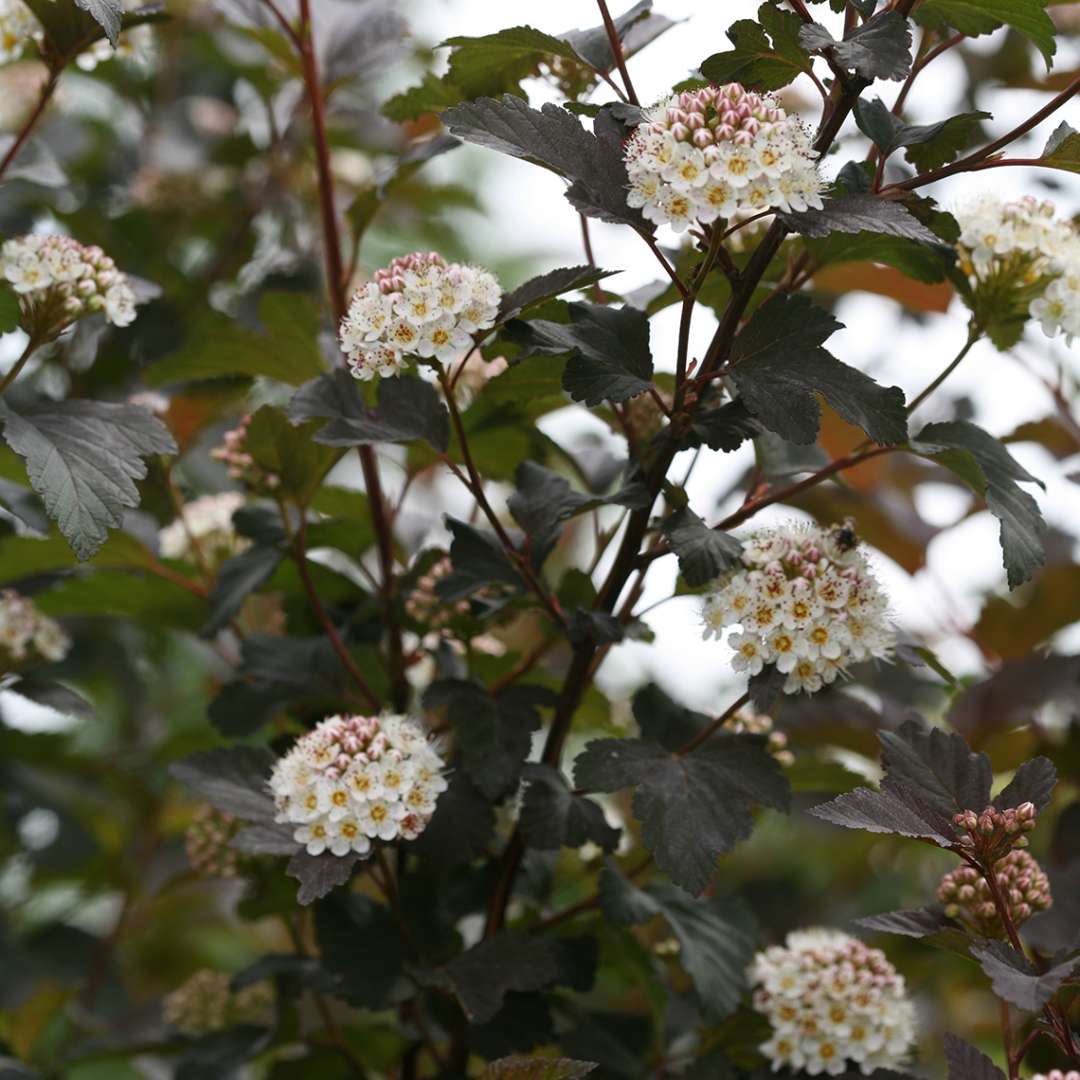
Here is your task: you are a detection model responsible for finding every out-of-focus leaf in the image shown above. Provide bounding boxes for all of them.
[913,420,1046,588]
[480,1058,597,1080]
[915,0,1055,67]
[314,893,404,1001]
[1038,120,1080,173]
[240,406,340,504]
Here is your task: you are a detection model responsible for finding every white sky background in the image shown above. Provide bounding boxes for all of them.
[382,0,1080,712]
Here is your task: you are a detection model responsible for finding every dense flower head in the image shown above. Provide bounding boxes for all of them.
[0,234,138,339]
[158,492,248,565]
[750,928,917,1076]
[702,521,893,695]
[624,82,824,232]
[163,969,273,1035]
[211,415,280,492]
[0,0,39,63]
[722,708,794,766]
[938,849,1051,937]
[0,589,70,668]
[269,713,448,857]
[340,251,501,381]
[954,194,1080,343]
[184,805,241,879]
[1032,1073,1080,1080]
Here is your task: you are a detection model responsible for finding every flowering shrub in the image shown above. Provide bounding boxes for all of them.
[1,1,1079,1078]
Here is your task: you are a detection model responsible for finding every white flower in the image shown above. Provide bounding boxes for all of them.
[0,0,41,63]
[0,234,142,337]
[270,713,447,856]
[750,928,916,1076]
[340,252,501,380]
[158,492,248,565]
[0,589,70,667]
[702,521,893,696]
[623,83,823,232]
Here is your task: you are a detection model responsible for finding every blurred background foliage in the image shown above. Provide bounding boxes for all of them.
[0,0,1078,1077]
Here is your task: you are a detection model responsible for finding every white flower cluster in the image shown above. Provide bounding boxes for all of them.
[76,21,155,71]
[339,251,501,381]
[270,713,448,857]
[158,492,248,566]
[1032,1073,1080,1080]
[955,194,1080,343]
[0,234,137,337]
[702,521,893,695]
[0,589,70,667]
[624,82,824,232]
[0,0,38,63]
[750,928,917,1076]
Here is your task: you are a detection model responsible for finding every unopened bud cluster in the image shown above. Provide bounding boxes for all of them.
[405,555,470,631]
[0,235,137,339]
[270,713,448,857]
[954,195,1080,343]
[0,589,70,668]
[158,492,249,566]
[938,849,1051,937]
[340,251,500,380]
[702,522,893,696]
[184,805,241,879]
[163,969,274,1035]
[750,928,916,1076]
[625,82,824,232]
[722,709,794,767]
[211,415,280,492]
[952,802,1038,863]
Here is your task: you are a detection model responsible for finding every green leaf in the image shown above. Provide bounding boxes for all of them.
[240,405,340,504]
[0,135,67,188]
[1039,120,1080,173]
[727,294,908,446]
[497,266,619,324]
[806,231,953,283]
[35,569,204,631]
[912,420,1046,587]
[700,4,812,91]
[382,72,464,123]
[0,284,20,333]
[854,97,990,172]
[915,0,1056,67]
[507,302,653,406]
[0,399,176,561]
[780,193,941,243]
[519,763,620,852]
[574,735,790,894]
[288,370,450,452]
[799,11,912,81]
[662,508,743,588]
[441,25,582,100]
[441,95,645,229]
[145,292,325,387]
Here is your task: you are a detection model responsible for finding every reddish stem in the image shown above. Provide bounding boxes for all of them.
[0,71,59,183]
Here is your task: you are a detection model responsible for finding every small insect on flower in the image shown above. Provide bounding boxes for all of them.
[701,521,893,696]
[269,713,448,856]
[340,252,501,381]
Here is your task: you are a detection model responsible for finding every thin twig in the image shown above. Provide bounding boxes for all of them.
[0,71,59,182]
[595,0,638,105]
